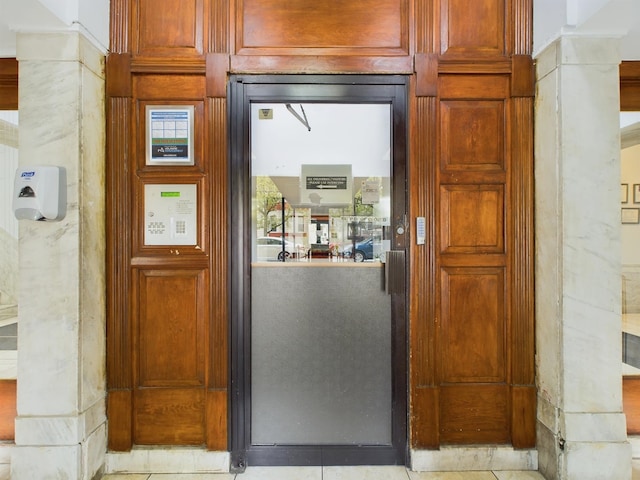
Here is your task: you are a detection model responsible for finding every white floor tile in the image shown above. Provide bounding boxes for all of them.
[323,466,410,480]
[149,475,235,480]
[101,475,150,480]
[238,466,321,480]
[407,472,497,480]
[633,459,640,480]
[493,472,545,480]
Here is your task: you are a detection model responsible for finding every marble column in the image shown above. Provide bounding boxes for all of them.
[11,32,107,480]
[535,35,631,480]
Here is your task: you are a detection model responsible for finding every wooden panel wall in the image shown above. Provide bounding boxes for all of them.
[410,0,535,448]
[621,61,640,111]
[0,59,18,110]
[107,0,534,451]
[0,380,16,441]
[107,0,229,450]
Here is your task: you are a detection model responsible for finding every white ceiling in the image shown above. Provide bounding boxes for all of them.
[0,0,638,60]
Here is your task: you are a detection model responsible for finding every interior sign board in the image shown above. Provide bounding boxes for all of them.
[146,105,194,165]
[306,176,347,190]
[301,164,352,206]
[361,180,380,204]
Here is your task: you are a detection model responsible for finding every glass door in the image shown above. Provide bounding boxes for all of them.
[230,76,408,469]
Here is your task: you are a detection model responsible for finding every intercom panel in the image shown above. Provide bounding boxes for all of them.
[144,184,197,246]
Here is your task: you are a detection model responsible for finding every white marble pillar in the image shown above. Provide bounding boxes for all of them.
[535,35,631,480]
[11,32,107,480]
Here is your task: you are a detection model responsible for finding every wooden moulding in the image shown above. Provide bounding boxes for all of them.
[620,61,640,111]
[0,58,18,110]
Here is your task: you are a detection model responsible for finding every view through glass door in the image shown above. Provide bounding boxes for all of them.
[230,77,407,469]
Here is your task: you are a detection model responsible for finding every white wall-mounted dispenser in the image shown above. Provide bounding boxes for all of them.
[13,166,67,221]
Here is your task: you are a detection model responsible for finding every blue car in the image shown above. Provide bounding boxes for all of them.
[342,238,374,262]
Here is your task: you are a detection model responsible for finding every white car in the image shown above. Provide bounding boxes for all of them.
[255,236,296,261]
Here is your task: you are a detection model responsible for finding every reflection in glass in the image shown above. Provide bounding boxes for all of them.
[621,112,640,376]
[0,111,19,380]
[250,103,392,263]
[249,103,393,446]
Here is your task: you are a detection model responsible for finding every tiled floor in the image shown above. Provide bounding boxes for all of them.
[99,459,640,479]
[100,466,547,480]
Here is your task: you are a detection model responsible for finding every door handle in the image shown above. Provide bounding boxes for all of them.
[384,250,405,295]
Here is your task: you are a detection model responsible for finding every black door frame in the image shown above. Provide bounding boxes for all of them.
[228,75,408,471]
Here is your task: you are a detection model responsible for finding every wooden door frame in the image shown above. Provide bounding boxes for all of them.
[228,74,409,471]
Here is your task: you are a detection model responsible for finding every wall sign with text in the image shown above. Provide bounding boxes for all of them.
[146,106,194,165]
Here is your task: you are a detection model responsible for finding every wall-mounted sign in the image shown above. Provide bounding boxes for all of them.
[146,106,194,165]
[306,176,347,190]
[361,180,380,204]
[300,164,352,206]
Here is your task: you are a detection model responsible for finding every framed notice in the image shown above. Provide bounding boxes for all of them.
[622,208,640,225]
[146,106,194,165]
[622,184,629,203]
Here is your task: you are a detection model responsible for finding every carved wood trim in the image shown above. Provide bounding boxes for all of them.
[107,96,133,391]
[229,55,413,74]
[0,380,16,441]
[511,55,534,97]
[206,389,228,450]
[106,54,132,97]
[0,58,18,110]
[410,94,438,390]
[210,0,230,53]
[209,98,228,392]
[206,54,230,98]
[512,0,532,55]
[130,58,206,74]
[620,61,640,111]
[510,97,535,387]
[410,90,440,449]
[109,0,130,53]
[414,0,437,54]
[437,58,512,74]
[107,389,133,451]
[511,385,536,447]
[411,386,439,448]
[415,54,438,97]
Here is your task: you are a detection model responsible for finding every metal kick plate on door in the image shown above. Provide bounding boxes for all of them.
[385,250,405,295]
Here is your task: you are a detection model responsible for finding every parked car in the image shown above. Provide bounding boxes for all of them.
[256,236,296,261]
[342,238,375,262]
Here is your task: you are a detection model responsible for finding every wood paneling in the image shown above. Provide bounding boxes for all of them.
[440,186,504,254]
[231,0,411,73]
[0,380,16,440]
[107,389,133,450]
[206,389,228,450]
[409,0,534,442]
[237,0,407,54]
[137,270,207,386]
[134,388,205,444]
[624,377,640,434]
[133,0,204,57]
[440,384,509,444]
[0,58,18,110]
[411,386,439,448]
[441,0,505,58]
[440,268,505,383]
[440,100,506,172]
[621,61,640,111]
[107,0,534,454]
